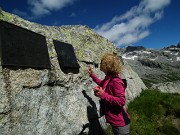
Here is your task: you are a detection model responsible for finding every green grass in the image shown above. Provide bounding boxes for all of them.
[103,90,180,135]
[127,90,180,135]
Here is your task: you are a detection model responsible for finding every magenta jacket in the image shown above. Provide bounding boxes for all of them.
[90,73,130,127]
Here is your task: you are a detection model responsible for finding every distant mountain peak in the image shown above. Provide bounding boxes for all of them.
[125,46,146,53]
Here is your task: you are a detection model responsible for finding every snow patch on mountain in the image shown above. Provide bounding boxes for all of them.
[122,54,138,60]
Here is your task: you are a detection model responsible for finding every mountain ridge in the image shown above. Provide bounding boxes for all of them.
[117,44,180,93]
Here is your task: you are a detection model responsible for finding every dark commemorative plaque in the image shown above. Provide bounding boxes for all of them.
[0,21,51,69]
[53,40,80,69]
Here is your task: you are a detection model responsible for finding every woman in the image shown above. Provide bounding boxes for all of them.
[87,53,130,135]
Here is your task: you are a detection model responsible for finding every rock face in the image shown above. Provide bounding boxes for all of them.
[152,81,180,93]
[0,10,146,135]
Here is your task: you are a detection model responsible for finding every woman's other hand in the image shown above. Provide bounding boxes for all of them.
[93,86,104,97]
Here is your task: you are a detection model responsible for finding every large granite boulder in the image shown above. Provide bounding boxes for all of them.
[0,10,146,135]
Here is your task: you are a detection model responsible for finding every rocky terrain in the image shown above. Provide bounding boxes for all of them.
[117,44,180,93]
[0,9,146,135]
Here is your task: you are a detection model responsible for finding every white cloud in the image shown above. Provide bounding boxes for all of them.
[142,0,171,12]
[27,0,77,16]
[94,0,171,46]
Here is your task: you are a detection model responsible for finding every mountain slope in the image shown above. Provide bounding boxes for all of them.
[118,45,180,93]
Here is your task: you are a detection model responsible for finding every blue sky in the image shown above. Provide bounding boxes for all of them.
[0,0,180,49]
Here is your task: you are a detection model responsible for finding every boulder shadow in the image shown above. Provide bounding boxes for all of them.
[79,90,104,135]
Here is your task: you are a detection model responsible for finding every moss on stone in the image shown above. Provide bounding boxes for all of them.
[0,11,14,21]
[0,115,6,123]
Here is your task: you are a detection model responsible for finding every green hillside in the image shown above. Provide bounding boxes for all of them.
[128,90,180,135]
